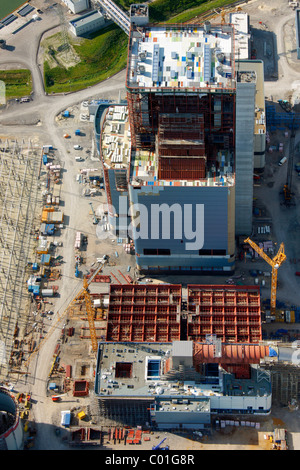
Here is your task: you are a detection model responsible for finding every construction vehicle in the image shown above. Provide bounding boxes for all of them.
[152,437,169,450]
[25,393,31,409]
[244,238,286,314]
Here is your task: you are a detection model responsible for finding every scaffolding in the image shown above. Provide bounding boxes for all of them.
[0,140,42,380]
[262,362,300,406]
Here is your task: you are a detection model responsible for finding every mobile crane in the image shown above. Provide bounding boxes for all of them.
[244,237,286,314]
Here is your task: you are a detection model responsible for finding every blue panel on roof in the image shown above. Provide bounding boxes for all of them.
[269,347,277,357]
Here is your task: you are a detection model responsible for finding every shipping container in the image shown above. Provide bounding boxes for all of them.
[41,289,54,297]
[61,411,71,427]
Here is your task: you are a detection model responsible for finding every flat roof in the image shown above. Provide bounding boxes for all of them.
[229,12,250,60]
[237,60,265,135]
[70,9,103,27]
[95,342,272,400]
[126,24,235,90]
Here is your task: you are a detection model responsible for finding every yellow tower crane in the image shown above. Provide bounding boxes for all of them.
[83,276,98,353]
[244,237,286,314]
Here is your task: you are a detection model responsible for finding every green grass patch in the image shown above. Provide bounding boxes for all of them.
[114,0,239,23]
[164,0,239,23]
[43,0,240,94]
[0,69,32,99]
[44,25,128,94]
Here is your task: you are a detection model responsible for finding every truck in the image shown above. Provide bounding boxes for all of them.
[278,156,287,166]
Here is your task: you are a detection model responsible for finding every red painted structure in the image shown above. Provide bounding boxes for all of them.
[187,285,262,343]
[106,284,182,342]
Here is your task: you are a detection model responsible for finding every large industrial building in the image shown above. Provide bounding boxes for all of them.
[94,284,274,429]
[95,16,264,274]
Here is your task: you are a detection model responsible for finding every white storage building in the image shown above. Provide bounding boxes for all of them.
[69,10,105,37]
[63,0,89,14]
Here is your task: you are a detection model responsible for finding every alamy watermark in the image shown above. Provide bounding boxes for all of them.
[96,197,205,251]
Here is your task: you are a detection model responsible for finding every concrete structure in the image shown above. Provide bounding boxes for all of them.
[95,340,272,429]
[95,22,261,273]
[69,10,105,37]
[237,60,266,170]
[0,388,23,450]
[94,283,272,427]
[229,12,250,60]
[63,0,89,14]
[126,23,249,273]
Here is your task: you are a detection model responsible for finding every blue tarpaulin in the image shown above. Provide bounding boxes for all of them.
[269,347,278,357]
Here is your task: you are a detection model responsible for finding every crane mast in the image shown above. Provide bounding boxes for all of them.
[244,237,286,313]
[83,277,98,353]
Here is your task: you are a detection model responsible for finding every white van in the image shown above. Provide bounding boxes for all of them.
[74,145,82,150]
[278,156,287,166]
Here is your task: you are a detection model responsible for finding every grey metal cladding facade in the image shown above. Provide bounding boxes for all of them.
[107,169,128,229]
[235,82,255,236]
[129,185,229,255]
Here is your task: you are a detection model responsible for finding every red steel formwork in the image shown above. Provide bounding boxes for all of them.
[157,113,206,180]
[126,89,236,151]
[193,343,270,379]
[158,157,206,180]
[187,285,262,344]
[106,284,182,342]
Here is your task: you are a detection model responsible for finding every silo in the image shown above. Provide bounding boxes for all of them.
[0,387,23,450]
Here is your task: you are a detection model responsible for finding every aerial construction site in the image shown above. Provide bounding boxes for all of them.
[1,0,300,452]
